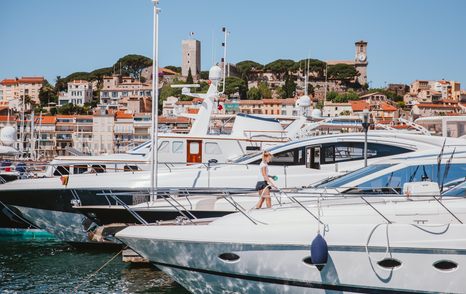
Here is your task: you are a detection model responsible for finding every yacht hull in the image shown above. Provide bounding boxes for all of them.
[117,223,466,293]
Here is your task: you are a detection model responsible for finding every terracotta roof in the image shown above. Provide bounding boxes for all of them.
[17,77,44,84]
[1,79,18,85]
[415,103,460,109]
[175,101,194,105]
[187,108,199,114]
[115,111,134,119]
[161,67,178,75]
[239,100,263,105]
[438,99,458,104]
[158,116,190,124]
[350,100,370,111]
[0,115,16,122]
[36,116,56,124]
[380,102,397,111]
[70,80,90,84]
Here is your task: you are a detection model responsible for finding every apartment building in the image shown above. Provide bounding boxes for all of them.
[58,80,93,106]
[99,75,152,111]
[0,77,44,108]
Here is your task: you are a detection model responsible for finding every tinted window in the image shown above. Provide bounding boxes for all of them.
[269,147,304,166]
[53,166,70,176]
[317,164,393,188]
[321,142,412,164]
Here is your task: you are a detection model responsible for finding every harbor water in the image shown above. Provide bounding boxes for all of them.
[0,236,187,293]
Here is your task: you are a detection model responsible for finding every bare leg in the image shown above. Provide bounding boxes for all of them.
[264,189,272,208]
[256,189,265,209]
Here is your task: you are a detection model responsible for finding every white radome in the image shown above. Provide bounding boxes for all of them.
[296,95,311,107]
[209,65,222,81]
[0,126,16,146]
[311,108,322,118]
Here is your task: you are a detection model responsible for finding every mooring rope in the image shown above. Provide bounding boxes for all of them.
[74,247,125,292]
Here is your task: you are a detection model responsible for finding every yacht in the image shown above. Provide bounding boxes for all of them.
[2,134,464,243]
[116,148,466,293]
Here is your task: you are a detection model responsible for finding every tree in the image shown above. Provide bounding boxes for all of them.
[57,103,87,115]
[164,65,181,73]
[265,59,295,79]
[279,72,297,98]
[293,59,327,78]
[257,82,271,98]
[327,64,359,80]
[224,76,247,99]
[113,54,152,79]
[186,68,194,84]
[199,71,209,80]
[236,60,263,81]
[247,87,261,100]
[38,80,57,107]
[326,90,360,103]
[326,91,339,101]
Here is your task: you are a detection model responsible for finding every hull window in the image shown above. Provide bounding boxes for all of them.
[205,142,222,155]
[172,141,184,154]
[218,253,240,263]
[377,258,402,269]
[433,260,458,271]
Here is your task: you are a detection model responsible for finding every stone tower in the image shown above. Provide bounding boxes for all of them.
[181,39,201,78]
[354,40,368,86]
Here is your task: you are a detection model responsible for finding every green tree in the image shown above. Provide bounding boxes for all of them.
[39,80,58,107]
[279,72,297,98]
[293,59,327,78]
[199,71,209,80]
[186,68,194,84]
[327,64,359,80]
[113,54,152,79]
[326,91,339,101]
[247,87,261,100]
[257,82,271,98]
[236,60,263,81]
[164,65,181,73]
[224,76,247,99]
[57,103,87,115]
[265,59,295,79]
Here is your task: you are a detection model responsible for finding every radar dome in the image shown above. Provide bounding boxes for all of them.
[311,109,322,118]
[296,95,311,107]
[209,65,222,81]
[0,126,16,146]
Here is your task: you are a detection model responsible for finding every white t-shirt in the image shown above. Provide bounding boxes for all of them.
[257,161,269,181]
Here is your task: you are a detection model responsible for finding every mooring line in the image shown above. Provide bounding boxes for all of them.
[74,247,126,292]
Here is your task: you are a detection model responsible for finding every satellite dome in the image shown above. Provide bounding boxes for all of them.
[296,95,311,107]
[0,126,16,146]
[209,65,222,81]
[311,109,322,118]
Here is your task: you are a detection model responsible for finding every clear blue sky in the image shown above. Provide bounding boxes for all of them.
[1,0,465,88]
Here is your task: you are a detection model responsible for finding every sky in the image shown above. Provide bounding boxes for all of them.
[1,0,465,88]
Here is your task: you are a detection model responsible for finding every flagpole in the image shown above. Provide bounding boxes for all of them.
[150,0,160,202]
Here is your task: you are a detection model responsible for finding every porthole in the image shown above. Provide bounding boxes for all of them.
[218,253,240,263]
[377,258,402,269]
[302,256,313,265]
[433,260,458,271]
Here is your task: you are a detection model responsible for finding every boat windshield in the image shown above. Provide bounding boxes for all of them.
[355,163,466,191]
[316,164,394,188]
[442,179,466,197]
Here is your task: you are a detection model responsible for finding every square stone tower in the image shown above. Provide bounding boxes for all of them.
[354,40,368,86]
[181,39,201,77]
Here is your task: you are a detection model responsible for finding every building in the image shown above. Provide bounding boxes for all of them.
[411,100,463,118]
[114,111,134,152]
[99,75,152,111]
[406,80,462,104]
[181,39,201,77]
[0,77,44,107]
[58,80,93,106]
[387,84,409,97]
[326,41,368,86]
[322,102,352,117]
[34,115,57,160]
[92,114,114,155]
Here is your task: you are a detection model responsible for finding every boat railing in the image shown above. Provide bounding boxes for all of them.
[85,185,465,227]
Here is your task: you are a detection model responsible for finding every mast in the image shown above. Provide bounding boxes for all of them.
[150,0,161,202]
[221,27,228,93]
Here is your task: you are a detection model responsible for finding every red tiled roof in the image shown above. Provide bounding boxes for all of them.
[416,103,460,109]
[350,100,370,111]
[37,116,56,124]
[17,77,44,84]
[115,111,134,119]
[0,115,17,122]
[175,101,194,105]
[158,116,190,124]
[1,79,17,86]
[380,102,397,112]
[239,100,263,105]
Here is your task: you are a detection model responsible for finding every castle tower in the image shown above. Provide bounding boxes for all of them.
[181,39,201,78]
[354,40,368,86]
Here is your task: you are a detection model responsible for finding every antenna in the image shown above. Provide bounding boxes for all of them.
[221,27,228,94]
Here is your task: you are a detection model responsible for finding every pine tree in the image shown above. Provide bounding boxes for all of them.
[186,68,194,84]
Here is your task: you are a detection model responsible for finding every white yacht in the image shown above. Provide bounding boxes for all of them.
[116,148,466,293]
[3,134,464,243]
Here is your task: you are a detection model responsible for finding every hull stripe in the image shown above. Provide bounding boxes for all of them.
[152,261,437,294]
